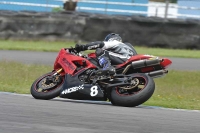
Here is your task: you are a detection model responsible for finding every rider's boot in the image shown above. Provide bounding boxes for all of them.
[98,56,115,75]
[95,48,116,76]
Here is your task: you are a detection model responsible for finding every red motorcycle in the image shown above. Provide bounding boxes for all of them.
[30,47,172,107]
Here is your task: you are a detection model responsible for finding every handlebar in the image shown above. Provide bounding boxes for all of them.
[69,47,78,53]
[67,47,87,58]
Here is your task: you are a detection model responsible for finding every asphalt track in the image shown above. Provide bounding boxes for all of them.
[0,92,200,133]
[0,50,200,70]
[1,50,200,133]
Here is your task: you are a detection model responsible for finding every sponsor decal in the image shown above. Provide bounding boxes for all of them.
[62,58,75,70]
[87,44,100,50]
[62,84,84,94]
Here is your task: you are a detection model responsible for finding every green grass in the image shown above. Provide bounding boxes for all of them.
[0,39,200,58]
[1,39,200,110]
[0,60,200,110]
[0,60,52,94]
[0,39,75,52]
[144,70,200,110]
[136,47,200,58]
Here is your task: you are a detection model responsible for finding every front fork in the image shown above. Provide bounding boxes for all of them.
[44,68,63,86]
[53,68,63,76]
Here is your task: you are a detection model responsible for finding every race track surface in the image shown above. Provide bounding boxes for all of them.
[0,50,200,70]
[1,50,200,133]
[0,92,200,133]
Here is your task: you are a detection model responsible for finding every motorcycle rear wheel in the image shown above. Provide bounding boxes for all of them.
[110,73,155,107]
[30,72,64,100]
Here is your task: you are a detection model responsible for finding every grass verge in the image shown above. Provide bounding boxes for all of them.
[0,39,200,58]
[1,60,200,110]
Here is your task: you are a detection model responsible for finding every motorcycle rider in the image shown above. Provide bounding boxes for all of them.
[75,33,137,75]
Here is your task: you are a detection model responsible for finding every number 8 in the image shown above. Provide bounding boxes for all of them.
[90,86,98,97]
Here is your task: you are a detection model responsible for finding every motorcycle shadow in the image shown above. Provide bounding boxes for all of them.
[51,97,112,105]
[51,97,156,109]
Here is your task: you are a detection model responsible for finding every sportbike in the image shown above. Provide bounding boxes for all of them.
[30,47,172,107]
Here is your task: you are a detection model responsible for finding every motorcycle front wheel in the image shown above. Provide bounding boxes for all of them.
[30,72,64,100]
[110,73,155,107]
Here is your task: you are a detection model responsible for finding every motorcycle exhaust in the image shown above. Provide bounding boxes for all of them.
[132,58,163,69]
[146,69,168,78]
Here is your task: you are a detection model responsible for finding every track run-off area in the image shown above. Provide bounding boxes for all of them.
[1,50,200,133]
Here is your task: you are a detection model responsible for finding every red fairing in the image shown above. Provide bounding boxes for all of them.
[54,48,97,75]
[88,53,96,58]
[116,54,153,68]
[160,58,172,68]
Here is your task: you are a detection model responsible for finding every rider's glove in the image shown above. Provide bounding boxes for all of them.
[75,44,85,52]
